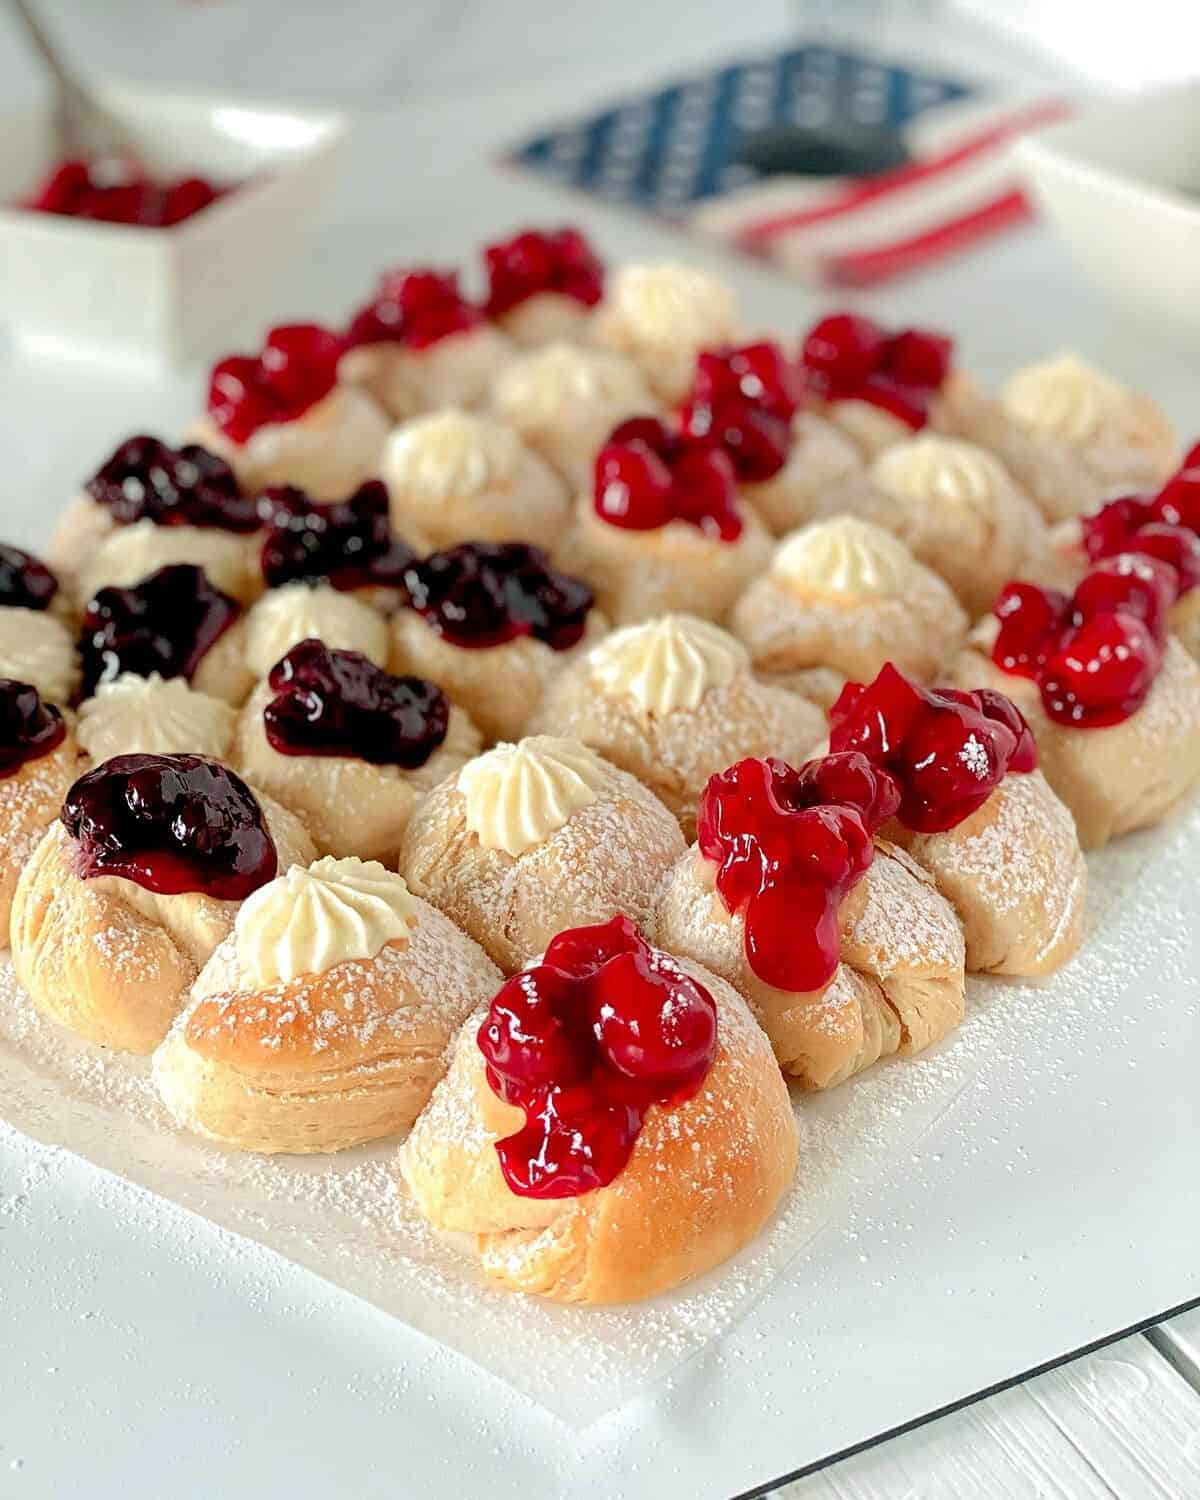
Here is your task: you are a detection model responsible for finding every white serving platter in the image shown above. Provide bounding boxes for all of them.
[1,103,1198,1500]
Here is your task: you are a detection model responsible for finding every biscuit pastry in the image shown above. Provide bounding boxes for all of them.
[153,856,502,1153]
[730,517,967,707]
[482,226,605,347]
[399,736,685,974]
[190,324,390,501]
[339,268,513,421]
[400,915,797,1303]
[381,409,571,554]
[953,565,1200,847]
[490,343,655,493]
[390,542,604,742]
[529,615,825,839]
[557,416,772,625]
[591,262,741,403]
[235,639,482,865]
[829,664,1086,975]
[954,352,1178,522]
[11,753,314,1052]
[656,752,966,1089]
[0,680,81,946]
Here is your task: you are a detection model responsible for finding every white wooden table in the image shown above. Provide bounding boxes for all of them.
[1,4,1198,1496]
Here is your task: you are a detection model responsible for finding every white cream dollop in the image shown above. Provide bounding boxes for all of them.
[234,856,417,987]
[589,614,748,717]
[870,435,1009,513]
[1001,353,1132,444]
[773,516,914,602]
[0,608,79,704]
[607,263,738,349]
[76,519,253,605]
[457,736,609,857]
[244,583,389,678]
[76,673,236,762]
[492,343,651,425]
[382,409,523,501]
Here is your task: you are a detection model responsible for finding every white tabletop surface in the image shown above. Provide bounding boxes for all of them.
[1,5,1199,1498]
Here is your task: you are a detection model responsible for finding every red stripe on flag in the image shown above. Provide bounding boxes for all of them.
[824,187,1034,286]
[735,100,1069,249]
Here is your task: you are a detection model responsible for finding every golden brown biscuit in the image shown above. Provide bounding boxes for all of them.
[0,721,81,950]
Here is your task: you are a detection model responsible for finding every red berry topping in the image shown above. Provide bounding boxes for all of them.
[403,542,593,651]
[679,342,802,482]
[1081,494,1153,562]
[61,753,277,899]
[798,313,952,429]
[25,157,222,227]
[697,753,898,993]
[207,325,343,445]
[1123,522,1200,595]
[345,268,482,351]
[593,416,743,540]
[483,226,604,316]
[86,436,258,532]
[991,581,1072,678]
[263,639,449,768]
[829,663,1037,834]
[477,915,718,1198]
[0,545,58,612]
[0,680,66,779]
[258,481,414,591]
[1070,554,1178,642]
[1150,461,1200,531]
[1040,612,1162,729]
[78,564,239,699]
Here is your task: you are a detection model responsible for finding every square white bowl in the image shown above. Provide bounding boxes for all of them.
[0,83,348,366]
[1016,82,1200,332]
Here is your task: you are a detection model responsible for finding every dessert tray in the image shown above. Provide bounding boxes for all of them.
[1,225,1198,1493]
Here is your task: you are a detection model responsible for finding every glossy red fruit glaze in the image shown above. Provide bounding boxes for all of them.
[1039,612,1163,729]
[25,157,222,227]
[208,325,343,445]
[61,753,276,899]
[829,663,1037,834]
[1081,494,1153,562]
[593,416,743,540]
[0,680,66,779]
[1070,554,1178,643]
[1124,523,1200,595]
[86,436,258,532]
[483,226,604,316]
[402,541,593,651]
[679,342,802,483]
[799,312,952,429]
[991,580,1072,678]
[263,639,449,767]
[258,481,414,590]
[0,545,58,612]
[345,268,483,351]
[78,564,239,699]
[1151,461,1200,532]
[476,915,718,1199]
[697,753,899,993]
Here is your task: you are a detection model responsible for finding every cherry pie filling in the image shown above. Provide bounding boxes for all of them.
[208,324,344,446]
[0,680,66,778]
[990,556,1179,727]
[263,639,449,768]
[798,313,953,430]
[697,752,900,993]
[78,564,239,699]
[258,481,414,590]
[85,436,258,531]
[25,157,222,227]
[476,915,718,1199]
[829,663,1037,833]
[345,268,483,351]
[482,226,604,317]
[593,416,743,540]
[402,541,593,650]
[61,753,277,899]
[1082,476,1200,599]
[0,544,59,611]
[679,341,804,483]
